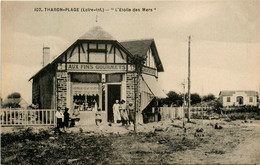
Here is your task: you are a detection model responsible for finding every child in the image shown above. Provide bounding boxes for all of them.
[128,102,135,125]
[55,108,64,135]
[63,108,70,131]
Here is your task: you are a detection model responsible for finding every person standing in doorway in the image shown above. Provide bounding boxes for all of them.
[55,108,64,135]
[113,100,121,123]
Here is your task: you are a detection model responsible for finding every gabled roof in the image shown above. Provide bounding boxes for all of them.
[30,28,164,80]
[219,90,258,97]
[120,39,153,57]
[120,39,164,72]
[79,26,114,40]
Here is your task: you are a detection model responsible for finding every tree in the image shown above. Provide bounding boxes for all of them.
[3,92,22,108]
[202,94,216,102]
[7,92,21,99]
[190,93,202,105]
[130,55,146,133]
[166,91,183,106]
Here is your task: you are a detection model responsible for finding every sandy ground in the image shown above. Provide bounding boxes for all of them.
[1,119,260,164]
[219,123,260,164]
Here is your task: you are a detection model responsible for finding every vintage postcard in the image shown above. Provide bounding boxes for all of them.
[1,1,260,164]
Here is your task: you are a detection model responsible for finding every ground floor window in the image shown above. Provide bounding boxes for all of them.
[72,83,100,112]
[73,94,99,111]
[249,97,253,102]
[227,97,231,102]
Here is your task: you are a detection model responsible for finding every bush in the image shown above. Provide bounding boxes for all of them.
[1,127,51,147]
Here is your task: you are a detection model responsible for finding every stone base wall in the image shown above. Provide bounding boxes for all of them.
[56,71,67,110]
[126,72,143,124]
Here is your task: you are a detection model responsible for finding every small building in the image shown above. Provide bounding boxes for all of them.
[219,90,259,107]
[29,26,167,125]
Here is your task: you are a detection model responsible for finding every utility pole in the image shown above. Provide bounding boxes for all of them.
[182,79,186,123]
[187,36,191,122]
[182,79,186,109]
[134,77,137,132]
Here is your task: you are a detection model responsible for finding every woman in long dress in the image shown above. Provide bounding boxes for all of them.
[120,100,128,126]
[113,100,121,123]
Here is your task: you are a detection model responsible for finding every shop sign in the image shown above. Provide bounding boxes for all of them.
[142,67,157,76]
[67,63,128,72]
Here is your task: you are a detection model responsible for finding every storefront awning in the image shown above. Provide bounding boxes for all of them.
[142,74,167,99]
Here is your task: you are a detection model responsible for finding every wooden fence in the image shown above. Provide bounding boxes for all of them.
[158,106,214,121]
[157,107,185,121]
[0,109,56,126]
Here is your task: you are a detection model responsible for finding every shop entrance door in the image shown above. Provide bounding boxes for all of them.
[107,85,121,122]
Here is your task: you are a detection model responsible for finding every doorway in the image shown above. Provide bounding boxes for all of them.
[237,96,244,105]
[107,84,121,122]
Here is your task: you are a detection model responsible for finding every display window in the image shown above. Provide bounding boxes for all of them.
[72,83,100,112]
[73,94,99,112]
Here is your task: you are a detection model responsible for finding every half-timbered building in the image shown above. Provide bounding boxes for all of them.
[30,26,166,125]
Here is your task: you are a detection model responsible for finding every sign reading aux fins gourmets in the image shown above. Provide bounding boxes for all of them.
[57,63,157,76]
[64,63,135,72]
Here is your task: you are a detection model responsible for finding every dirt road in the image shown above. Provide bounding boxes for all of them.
[1,119,260,164]
[219,123,260,164]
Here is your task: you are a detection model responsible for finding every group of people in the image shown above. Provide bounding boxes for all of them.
[55,108,70,134]
[113,100,135,126]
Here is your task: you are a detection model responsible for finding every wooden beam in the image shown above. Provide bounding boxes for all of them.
[78,44,80,62]
[80,44,85,53]
[109,44,113,54]
[65,52,67,63]
[113,46,116,63]
[69,45,77,58]
[87,43,90,62]
[88,49,107,53]
[116,46,124,59]
[105,44,107,63]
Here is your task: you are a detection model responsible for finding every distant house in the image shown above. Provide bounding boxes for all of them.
[219,90,259,107]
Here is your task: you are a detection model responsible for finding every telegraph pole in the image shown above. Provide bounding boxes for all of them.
[182,79,186,125]
[187,36,191,122]
[182,79,186,109]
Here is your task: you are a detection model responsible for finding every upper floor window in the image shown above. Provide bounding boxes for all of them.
[66,43,127,63]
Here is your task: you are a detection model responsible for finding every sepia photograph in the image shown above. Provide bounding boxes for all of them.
[1,0,260,164]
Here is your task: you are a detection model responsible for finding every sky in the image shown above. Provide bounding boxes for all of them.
[1,1,260,104]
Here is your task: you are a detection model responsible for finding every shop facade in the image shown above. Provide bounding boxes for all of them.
[30,26,166,125]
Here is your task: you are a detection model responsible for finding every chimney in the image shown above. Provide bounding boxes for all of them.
[43,47,50,67]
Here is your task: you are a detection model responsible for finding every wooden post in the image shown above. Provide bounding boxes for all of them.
[134,77,137,133]
[188,36,191,122]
